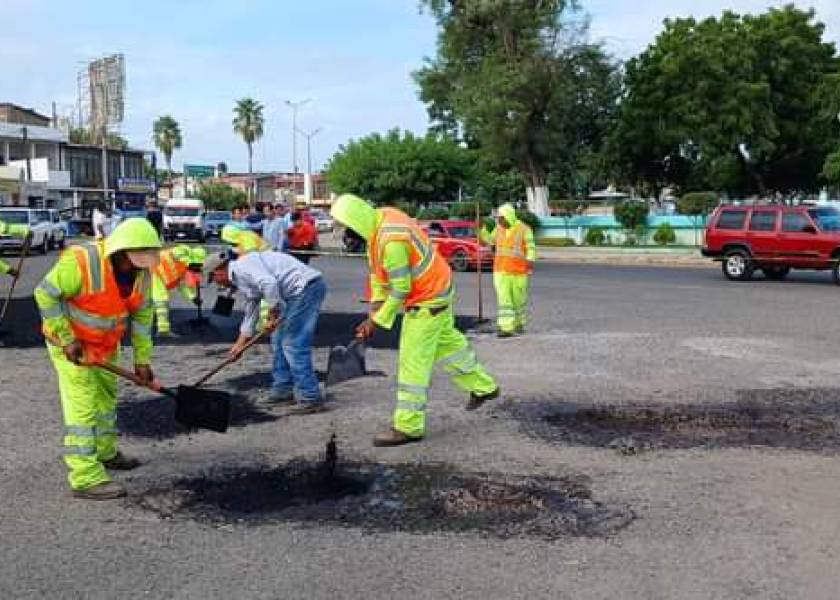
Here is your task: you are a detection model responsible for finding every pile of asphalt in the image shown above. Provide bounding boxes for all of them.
[507,388,840,455]
[132,457,634,540]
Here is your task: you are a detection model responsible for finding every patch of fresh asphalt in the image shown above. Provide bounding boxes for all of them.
[3,250,840,598]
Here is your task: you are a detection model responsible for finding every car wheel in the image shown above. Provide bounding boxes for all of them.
[763,266,790,281]
[39,236,49,255]
[832,260,840,286]
[451,249,470,272]
[47,235,55,250]
[722,249,753,281]
[58,236,65,249]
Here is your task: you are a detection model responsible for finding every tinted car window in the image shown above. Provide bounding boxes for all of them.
[749,211,777,232]
[716,210,747,230]
[808,207,840,232]
[782,213,811,232]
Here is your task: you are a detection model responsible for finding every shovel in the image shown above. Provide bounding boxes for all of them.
[212,289,236,317]
[192,328,270,388]
[0,234,32,332]
[325,339,367,387]
[96,362,231,433]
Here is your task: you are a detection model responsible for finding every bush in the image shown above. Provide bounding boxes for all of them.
[449,201,493,219]
[613,200,649,231]
[584,227,606,246]
[653,222,677,246]
[516,210,540,230]
[677,192,718,216]
[394,201,418,217]
[415,206,449,220]
[537,237,576,247]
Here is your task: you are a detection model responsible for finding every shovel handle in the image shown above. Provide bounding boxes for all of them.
[0,235,31,324]
[95,361,177,398]
[193,328,269,388]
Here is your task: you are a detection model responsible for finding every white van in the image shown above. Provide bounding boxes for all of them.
[163,198,205,242]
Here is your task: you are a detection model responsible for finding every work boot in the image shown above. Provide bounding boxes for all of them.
[259,390,296,407]
[103,451,141,471]
[373,429,423,447]
[71,481,126,501]
[288,402,329,416]
[466,386,501,411]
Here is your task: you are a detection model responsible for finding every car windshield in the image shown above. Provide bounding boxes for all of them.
[447,226,476,238]
[165,207,200,217]
[207,212,231,220]
[808,207,840,231]
[0,211,29,225]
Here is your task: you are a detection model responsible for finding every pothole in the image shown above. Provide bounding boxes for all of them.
[131,459,634,539]
[509,388,840,454]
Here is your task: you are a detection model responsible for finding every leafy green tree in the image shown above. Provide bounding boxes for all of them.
[325,129,474,207]
[197,182,247,211]
[152,115,182,174]
[612,6,840,197]
[677,192,719,217]
[232,98,264,174]
[614,200,649,232]
[416,0,620,215]
[824,150,840,188]
[653,222,676,246]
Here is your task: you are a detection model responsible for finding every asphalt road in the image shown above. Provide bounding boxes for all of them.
[3,248,840,599]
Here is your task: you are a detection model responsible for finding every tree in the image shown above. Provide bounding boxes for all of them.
[197,182,247,211]
[232,98,264,174]
[614,200,649,232]
[152,115,182,174]
[416,0,620,215]
[612,6,840,197]
[325,129,474,207]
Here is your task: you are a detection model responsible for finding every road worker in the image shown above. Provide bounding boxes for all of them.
[221,223,272,326]
[0,219,31,278]
[151,245,207,335]
[34,218,160,500]
[331,194,500,447]
[480,203,536,337]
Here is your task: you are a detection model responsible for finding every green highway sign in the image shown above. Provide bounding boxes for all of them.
[184,164,215,179]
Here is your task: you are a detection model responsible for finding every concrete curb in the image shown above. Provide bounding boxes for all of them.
[536,247,713,268]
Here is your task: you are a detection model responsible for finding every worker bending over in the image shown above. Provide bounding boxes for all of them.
[151,244,207,335]
[0,220,31,278]
[211,250,328,414]
[34,218,161,500]
[481,203,536,337]
[331,194,499,447]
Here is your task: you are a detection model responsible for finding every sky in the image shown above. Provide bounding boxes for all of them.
[1,0,838,174]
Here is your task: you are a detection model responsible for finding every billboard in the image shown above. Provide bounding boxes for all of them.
[89,54,125,129]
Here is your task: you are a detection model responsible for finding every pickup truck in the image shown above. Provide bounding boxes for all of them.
[37,209,68,250]
[0,207,53,254]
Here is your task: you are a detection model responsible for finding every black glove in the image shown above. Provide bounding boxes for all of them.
[192,297,203,308]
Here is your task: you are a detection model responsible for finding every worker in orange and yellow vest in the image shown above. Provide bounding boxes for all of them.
[331,194,500,447]
[151,244,207,335]
[480,203,536,337]
[34,218,161,501]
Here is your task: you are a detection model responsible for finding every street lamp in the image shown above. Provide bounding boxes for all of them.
[284,98,311,174]
[295,126,322,205]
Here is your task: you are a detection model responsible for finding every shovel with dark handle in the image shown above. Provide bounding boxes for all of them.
[325,339,368,387]
[192,327,271,388]
[95,361,231,433]
[0,234,32,331]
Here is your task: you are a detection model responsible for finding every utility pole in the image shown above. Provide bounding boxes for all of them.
[284,98,310,174]
[296,127,322,205]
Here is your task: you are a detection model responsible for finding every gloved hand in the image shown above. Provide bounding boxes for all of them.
[134,364,154,385]
[63,341,84,364]
[355,318,377,341]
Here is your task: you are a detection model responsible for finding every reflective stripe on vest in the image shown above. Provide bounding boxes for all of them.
[154,250,188,289]
[369,208,451,307]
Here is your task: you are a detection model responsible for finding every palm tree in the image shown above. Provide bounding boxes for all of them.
[152,115,182,176]
[232,98,264,174]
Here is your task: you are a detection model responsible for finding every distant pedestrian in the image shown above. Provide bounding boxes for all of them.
[145,200,163,239]
[92,202,110,240]
[287,210,318,264]
[263,203,288,251]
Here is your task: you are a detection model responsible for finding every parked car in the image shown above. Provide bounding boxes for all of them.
[702,204,840,283]
[0,207,53,254]
[39,209,68,250]
[311,209,334,233]
[421,220,494,272]
[204,210,232,239]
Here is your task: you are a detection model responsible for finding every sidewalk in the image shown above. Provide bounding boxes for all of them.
[536,245,712,268]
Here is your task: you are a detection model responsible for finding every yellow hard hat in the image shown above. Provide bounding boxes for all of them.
[331,194,377,241]
[104,218,161,268]
[221,224,241,245]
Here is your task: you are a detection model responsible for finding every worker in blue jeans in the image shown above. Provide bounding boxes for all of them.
[211,251,328,414]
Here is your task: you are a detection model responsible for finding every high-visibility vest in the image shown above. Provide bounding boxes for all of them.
[369,208,451,306]
[62,242,149,363]
[235,230,270,254]
[153,249,188,290]
[494,222,531,275]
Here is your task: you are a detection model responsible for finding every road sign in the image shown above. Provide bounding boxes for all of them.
[184,164,215,179]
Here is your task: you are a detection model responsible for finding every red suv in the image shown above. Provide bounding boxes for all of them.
[421,220,494,272]
[703,204,840,283]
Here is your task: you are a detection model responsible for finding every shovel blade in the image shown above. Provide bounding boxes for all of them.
[174,385,231,433]
[325,340,367,387]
